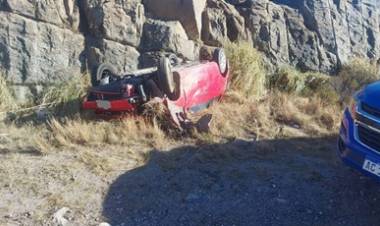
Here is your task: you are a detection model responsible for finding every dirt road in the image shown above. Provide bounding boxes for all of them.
[103,136,380,226]
[1,135,380,225]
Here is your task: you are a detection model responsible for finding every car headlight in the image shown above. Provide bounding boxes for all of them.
[348,90,362,119]
[348,99,357,119]
[343,89,362,134]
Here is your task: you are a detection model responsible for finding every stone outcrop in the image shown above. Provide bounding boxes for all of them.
[141,20,199,60]
[239,0,380,73]
[143,0,207,40]
[0,0,380,101]
[202,0,247,46]
[0,10,84,84]
[80,0,144,76]
[81,0,145,47]
[5,0,80,30]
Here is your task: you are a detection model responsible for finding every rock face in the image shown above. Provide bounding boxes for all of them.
[82,0,145,47]
[0,5,84,84]
[202,0,247,46]
[241,0,380,73]
[141,20,199,60]
[143,0,207,40]
[0,0,379,101]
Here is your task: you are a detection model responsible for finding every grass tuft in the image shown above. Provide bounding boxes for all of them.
[35,117,168,153]
[0,75,17,112]
[224,42,267,99]
[40,75,90,106]
[334,58,380,104]
[270,67,339,104]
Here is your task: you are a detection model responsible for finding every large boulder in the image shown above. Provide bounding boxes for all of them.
[240,1,289,66]
[202,0,247,46]
[81,0,145,47]
[4,0,80,30]
[143,0,207,41]
[0,11,85,84]
[334,0,380,62]
[237,0,380,73]
[140,20,199,60]
[284,7,327,72]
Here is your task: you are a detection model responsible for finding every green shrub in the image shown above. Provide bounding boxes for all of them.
[224,42,267,99]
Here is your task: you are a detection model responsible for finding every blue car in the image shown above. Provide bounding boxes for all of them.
[338,81,380,181]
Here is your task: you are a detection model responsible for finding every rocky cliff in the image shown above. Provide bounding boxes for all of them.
[0,0,379,100]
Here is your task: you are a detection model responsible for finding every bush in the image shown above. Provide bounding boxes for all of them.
[270,67,339,104]
[224,42,267,99]
[334,58,380,104]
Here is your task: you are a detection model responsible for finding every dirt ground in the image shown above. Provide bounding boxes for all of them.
[1,134,380,226]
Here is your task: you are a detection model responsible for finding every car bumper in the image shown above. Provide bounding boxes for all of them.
[338,108,380,181]
[82,98,137,113]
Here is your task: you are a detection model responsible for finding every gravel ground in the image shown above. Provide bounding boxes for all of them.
[103,136,380,226]
[1,135,380,225]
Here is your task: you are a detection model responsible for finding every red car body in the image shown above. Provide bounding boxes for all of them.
[169,61,228,112]
[83,50,229,127]
[84,61,228,110]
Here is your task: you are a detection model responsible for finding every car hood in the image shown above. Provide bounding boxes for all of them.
[358,81,380,109]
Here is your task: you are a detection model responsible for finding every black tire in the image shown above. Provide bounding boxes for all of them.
[213,48,228,76]
[95,63,119,85]
[157,57,179,100]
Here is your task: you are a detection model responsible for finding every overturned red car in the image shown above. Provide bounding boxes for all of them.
[82,48,229,128]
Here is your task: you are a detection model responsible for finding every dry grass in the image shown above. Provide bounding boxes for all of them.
[37,74,92,119]
[0,75,17,112]
[39,75,91,107]
[270,67,339,104]
[0,122,45,154]
[34,117,169,154]
[224,42,267,99]
[334,58,380,104]
[193,89,340,145]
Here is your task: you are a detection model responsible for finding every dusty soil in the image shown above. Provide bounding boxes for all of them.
[1,135,380,226]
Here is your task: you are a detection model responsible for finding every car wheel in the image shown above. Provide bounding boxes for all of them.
[96,63,119,85]
[158,57,179,100]
[167,54,180,67]
[213,48,228,76]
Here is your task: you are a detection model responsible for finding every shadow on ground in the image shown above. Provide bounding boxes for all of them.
[103,136,380,226]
